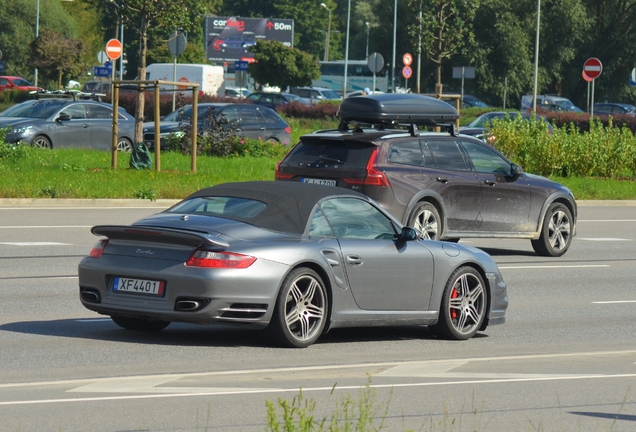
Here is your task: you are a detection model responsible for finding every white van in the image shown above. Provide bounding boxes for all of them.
[145,63,225,96]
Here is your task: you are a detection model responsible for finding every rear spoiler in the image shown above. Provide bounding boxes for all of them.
[91,225,230,249]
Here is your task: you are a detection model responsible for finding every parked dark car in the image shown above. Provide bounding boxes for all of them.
[592,103,636,116]
[78,181,507,347]
[0,98,135,151]
[275,93,577,257]
[246,92,305,109]
[461,94,491,108]
[459,111,553,141]
[142,102,291,149]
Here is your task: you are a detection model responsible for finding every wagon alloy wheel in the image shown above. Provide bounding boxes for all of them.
[409,202,440,240]
[32,135,52,149]
[110,315,170,332]
[431,266,486,340]
[270,268,328,348]
[531,203,573,257]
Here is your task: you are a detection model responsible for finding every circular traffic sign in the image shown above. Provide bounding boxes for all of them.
[168,31,187,57]
[105,39,123,60]
[402,66,412,79]
[367,52,384,74]
[583,57,602,80]
[402,53,413,66]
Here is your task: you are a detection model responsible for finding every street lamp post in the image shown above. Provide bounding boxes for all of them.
[343,0,351,96]
[532,0,540,113]
[110,0,125,79]
[35,0,40,87]
[320,3,331,62]
[365,22,370,58]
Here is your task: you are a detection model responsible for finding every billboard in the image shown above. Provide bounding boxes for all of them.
[205,17,294,64]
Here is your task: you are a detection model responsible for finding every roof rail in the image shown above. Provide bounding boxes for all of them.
[28,89,106,101]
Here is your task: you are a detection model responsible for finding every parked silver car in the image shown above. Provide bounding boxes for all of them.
[0,98,135,151]
[78,181,508,348]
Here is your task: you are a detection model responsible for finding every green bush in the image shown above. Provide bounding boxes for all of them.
[490,117,636,179]
[0,128,32,160]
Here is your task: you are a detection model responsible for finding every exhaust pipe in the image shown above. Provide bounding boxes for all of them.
[80,290,100,303]
[176,300,200,311]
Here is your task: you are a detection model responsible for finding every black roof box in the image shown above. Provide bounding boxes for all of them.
[337,93,459,126]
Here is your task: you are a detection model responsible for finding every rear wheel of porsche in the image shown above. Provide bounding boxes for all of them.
[408,202,441,240]
[270,268,328,348]
[430,266,486,340]
[111,315,170,332]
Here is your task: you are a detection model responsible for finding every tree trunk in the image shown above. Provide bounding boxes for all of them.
[134,13,150,145]
[435,63,443,96]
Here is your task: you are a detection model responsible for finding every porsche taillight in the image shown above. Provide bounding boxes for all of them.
[186,250,257,268]
[89,239,108,258]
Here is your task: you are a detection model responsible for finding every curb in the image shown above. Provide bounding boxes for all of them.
[0,198,181,208]
[0,199,635,207]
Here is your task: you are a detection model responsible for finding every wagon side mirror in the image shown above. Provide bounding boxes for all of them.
[57,113,71,122]
[510,163,523,177]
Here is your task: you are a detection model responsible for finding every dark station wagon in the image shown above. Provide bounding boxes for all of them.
[276,93,577,257]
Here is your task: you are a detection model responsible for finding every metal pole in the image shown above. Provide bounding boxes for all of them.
[35,0,39,87]
[587,81,590,112]
[590,79,596,120]
[532,0,540,113]
[172,54,177,112]
[119,13,124,79]
[416,1,422,94]
[503,76,507,109]
[391,0,397,92]
[320,3,331,62]
[343,0,351,96]
[365,22,369,58]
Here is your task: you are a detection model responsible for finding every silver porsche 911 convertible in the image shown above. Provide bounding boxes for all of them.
[78,181,508,347]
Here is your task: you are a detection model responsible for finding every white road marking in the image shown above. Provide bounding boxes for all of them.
[499,265,610,269]
[0,242,72,246]
[578,220,636,222]
[577,238,632,241]
[592,300,636,304]
[1,349,635,407]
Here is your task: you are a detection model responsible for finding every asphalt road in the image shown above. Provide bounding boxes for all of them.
[0,200,635,431]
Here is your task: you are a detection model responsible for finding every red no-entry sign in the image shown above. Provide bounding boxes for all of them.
[583,58,602,80]
[105,39,123,60]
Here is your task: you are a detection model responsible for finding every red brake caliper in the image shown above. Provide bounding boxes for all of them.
[450,287,458,320]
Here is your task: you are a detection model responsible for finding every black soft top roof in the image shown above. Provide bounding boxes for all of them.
[182,181,368,234]
[337,93,459,126]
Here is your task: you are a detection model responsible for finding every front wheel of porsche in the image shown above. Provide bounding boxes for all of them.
[430,266,486,340]
[270,268,328,348]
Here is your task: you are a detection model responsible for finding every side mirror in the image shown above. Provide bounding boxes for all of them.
[57,113,71,122]
[399,226,419,241]
[511,163,523,177]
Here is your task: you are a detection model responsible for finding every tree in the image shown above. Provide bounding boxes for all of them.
[109,0,209,144]
[0,0,76,85]
[408,0,480,95]
[30,30,88,88]
[248,40,320,90]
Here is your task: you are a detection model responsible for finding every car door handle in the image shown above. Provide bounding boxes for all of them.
[436,177,449,184]
[260,127,266,130]
[484,180,496,186]
[82,124,89,128]
[346,255,363,266]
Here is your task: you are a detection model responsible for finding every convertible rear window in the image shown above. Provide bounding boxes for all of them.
[168,197,267,218]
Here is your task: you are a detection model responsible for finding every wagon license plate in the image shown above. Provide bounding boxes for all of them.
[302,178,336,186]
[113,277,165,296]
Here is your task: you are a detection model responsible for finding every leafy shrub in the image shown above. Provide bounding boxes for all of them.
[0,128,32,160]
[167,106,290,158]
[277,101,339,120]
[490,117,636,179]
